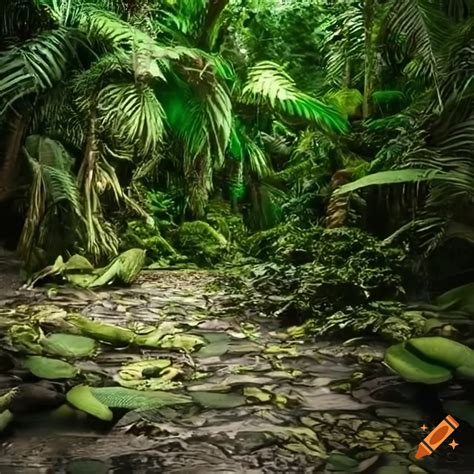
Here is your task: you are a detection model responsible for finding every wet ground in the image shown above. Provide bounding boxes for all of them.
[0,263,473,473]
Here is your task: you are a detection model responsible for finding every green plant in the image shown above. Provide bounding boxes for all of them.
[176,221,228,266]
[385,337,474,384]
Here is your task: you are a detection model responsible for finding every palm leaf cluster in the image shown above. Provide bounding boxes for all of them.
[0,0,349,264]
[335,0,473,254]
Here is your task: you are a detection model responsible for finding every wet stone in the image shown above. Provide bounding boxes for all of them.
[0,269,470,472]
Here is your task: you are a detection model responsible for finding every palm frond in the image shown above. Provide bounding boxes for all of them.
[0,27,82,113]
[387,0,454,104]
[18,134,83,262]
[335,169,441,195]
[323,6,365,88]
[229,121,273,180]
[325,89,364,117]
[97,82,166,157]
[30,85,86,149]
[241,61,349,133]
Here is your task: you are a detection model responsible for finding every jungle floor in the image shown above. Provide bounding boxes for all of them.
[0,256,473,473]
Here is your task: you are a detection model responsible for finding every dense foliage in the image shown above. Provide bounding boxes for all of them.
[1,2,474,465]
[0,0,472,318]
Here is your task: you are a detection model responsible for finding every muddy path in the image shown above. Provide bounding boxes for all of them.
[0,269,472,473]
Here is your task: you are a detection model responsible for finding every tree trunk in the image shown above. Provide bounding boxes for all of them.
[0,113,29,202]
[363,0,375,119]
[198,0,230,50]
[343,26,352,88]
[78,108,100,255]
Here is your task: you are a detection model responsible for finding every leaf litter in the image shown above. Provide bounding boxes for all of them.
[0,270,472,472]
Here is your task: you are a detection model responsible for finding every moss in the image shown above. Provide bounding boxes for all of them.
[205,199,248,244]
[243,225,409,340]
[120,220,177,262]
[176,221,228,266]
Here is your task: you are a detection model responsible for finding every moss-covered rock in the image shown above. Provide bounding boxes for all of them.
[244,226,407,336]
[205,199,248,244]
[176,221,228,266]
[119,220,177,262]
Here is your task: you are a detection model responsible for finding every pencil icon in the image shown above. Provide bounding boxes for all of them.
[415,415,459,459]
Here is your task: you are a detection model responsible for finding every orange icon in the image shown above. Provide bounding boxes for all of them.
[415,414,459,459]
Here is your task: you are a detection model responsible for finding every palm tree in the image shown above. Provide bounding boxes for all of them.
[333,0,473,253]
[0,0,233,262]
[0,0,353,266]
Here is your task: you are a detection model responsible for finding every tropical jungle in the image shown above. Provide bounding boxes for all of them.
[0,0,473,472]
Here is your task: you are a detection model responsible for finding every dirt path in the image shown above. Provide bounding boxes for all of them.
[0,249,21,297]
[0,270,471,473]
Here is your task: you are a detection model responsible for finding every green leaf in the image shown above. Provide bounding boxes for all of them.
[89,249,145,288]
[159,333,206,352]
[0,410,13,433]
[372,90,406,104]
[24,355,78,379]
[242,61,349,133]
[406,337,474,369]
[41,333,97,359]
[0,388,18,412]
[67,315,135,345]
[90,386,192,409]
[334,169,441,195]
[436,282,474,313]
[456,364,474,381]
[113,359,177,390]
[65,273,98,288]
[66,385,113,421]
[384,343,452,384]
[326,452,359,471]
[63,255,94,272]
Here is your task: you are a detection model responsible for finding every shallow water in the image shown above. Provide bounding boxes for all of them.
[0,270,473,473]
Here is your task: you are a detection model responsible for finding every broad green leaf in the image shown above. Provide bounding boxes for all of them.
[384,343,452,384]
[113,359,181,390]
[436,282,474,313]
[334,169,440,195]
[326,452,359,471]
[65,273,98,288]
[24,355,78,379]
[407,337,474,369]
[197,340,229,357]
[63,255,94,272]
[456,364,474,380]
[41,333,97,358]
[158,333,206,352]
[0,388,18,411]
[244,387,272,403]
[0,410,13,433]
[89,249,145,287]
[90,386,192,409]
[66,385,113,421]
[67,315,135,345]
[242,61,349,133]
[134,323,181,347]
[116,359,172,381]
[28,255,65,288]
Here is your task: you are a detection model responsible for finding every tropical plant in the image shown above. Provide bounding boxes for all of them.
[0,0,353,264]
